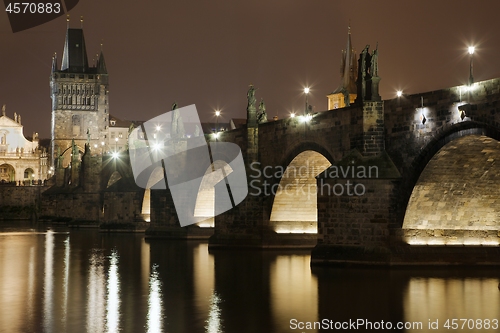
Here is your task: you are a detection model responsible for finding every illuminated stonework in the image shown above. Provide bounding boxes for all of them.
[403,135,500,245]
[270,150,331,234]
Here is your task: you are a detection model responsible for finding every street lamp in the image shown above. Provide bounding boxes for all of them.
[397,90,403,98]
[468,46,475,86]
[304,87,310,115]
[215,110,221,141]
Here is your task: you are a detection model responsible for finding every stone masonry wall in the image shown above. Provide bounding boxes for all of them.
[0,185,46,206]
[317,177,398,247]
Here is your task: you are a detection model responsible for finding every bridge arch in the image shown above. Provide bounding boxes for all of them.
[60,145,84,167]
[401,123,500,245]
[193,160,234,228]
[268,142,334,234]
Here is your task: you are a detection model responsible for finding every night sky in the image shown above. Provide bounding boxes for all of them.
[1,0,500,138]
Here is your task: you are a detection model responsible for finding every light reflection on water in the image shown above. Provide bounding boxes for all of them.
[87,249,106,333]
[147,264,163,333]
[61,236,70,330]
[270,254,318,333]
[106,250,121,333]
[43,230,54,333]
[0,223,499,333]
[205,291,223,333]
[404,277,500,333]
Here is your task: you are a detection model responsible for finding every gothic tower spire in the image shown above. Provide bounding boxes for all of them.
[326,25,358,109]
[61,23,89,72]
[341,24,357,95]
[97,44,107,74]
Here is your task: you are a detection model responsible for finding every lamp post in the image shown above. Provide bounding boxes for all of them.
[304,87,310,115]
[215,110,221,142]
[468,46,475,86]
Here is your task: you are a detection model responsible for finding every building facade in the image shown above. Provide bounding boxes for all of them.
[0,106,48,183]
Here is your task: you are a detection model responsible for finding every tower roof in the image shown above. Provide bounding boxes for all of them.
[61,28,89,73]
[332,26,358,95]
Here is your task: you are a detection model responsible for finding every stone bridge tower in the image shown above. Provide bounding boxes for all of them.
[50,18,109,167]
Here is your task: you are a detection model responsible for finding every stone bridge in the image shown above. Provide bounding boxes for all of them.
[145,78,500,264]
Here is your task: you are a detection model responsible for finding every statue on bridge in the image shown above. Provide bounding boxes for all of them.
[341,87,350,107]
[257,98,268,123]
[356,43,381,102]
[247,84,259,128]
[371,44,379,77]
[170,102,185,139]
[247,84,257,108]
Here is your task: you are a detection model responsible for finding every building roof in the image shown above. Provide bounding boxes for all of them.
[109,115,135,128]
[61,28,89,73]
[230,118,247,130]
[55,27,108,75]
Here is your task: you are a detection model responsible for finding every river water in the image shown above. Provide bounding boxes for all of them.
[0,221,499,333]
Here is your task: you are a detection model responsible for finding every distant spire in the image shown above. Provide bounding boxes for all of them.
[332,25,357,96]
[80,16,83,28]
[340,25,357,94]
[51,52,58,73]
[66,14,70,28]
[97,50,107,74]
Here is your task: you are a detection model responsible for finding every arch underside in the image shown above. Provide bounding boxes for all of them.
[193,161,234,228]
[141,166,164,222]
[270,150,331,233]
[403,135,500,245]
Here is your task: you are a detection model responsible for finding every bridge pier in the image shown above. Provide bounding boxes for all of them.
[311,150,403,264]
